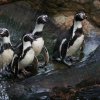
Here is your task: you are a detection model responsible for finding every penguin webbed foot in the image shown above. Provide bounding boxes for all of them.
[16,73,25,80]
[62,56,79,67]
[22,69,32,76]
[65,56,79,62]
[5,64,13,73]
[38,63,47,71]
[42,46,49,66]
[52,57,62,62]
[62,59,72,68]
[16,69,32,79]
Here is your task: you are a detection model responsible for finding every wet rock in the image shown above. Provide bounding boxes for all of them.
[0,0,100,27]
[0,0,8,4]
[4,35,100,99]
[72,0,91,4]
[22,45,100,87]
[7,82,50,100]
[0,1,34,27]
[50,86,75,100]
[93,0,100,9]
[92,14,100,27]
[53,15,67,26]
[7,83,27,100]
[74,85,100,100]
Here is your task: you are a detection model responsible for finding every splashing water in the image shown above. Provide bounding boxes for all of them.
[0,81,9,100]
[81,31,100,62]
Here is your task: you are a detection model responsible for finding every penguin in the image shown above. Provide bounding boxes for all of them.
[31,15,48,56]
[16,15,49,67]
[0,28,14,70]
[53,11,87,66]
[10,35,37,77]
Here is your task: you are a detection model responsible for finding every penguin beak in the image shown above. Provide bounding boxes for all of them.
[84,15,87,19]
[45,15,49,20]
[0,29,3,37]
[0,28,8,37]
[29,36,34,43]
[43,15,49,22]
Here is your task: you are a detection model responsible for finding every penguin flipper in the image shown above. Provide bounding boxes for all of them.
[79,40,85,60]
[42,46,49,66]
[60,39,68,60]
[33,56,38,69]
[29,56,38,74]
[10,54,19,76]
[0,45,4,54]
[38,46,49,69]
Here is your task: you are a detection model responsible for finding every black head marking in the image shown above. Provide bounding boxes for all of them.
[74,11,87,21]
[23,35,33,43]
[0,28,9,37]
[37,15,48,24]
[33,31,42,38]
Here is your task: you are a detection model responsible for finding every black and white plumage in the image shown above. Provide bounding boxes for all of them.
[53,11,87,66]
[11,35,36,76]
[0,28,14,70]
[16,15,49,66]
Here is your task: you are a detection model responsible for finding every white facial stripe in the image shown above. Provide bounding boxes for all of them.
[72,21,82,38]
[3,36,11,44]
[23,41,31,52]
[32,24,44,35]
[80,13,83,19]
[42,15,47,17]
[79,12,85,19]
[43,16,46,21]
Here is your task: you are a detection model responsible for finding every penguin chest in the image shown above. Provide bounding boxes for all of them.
[0,49,14,67]
[32,37,44,56]
[67,35,84,56]
[18,49,34,70]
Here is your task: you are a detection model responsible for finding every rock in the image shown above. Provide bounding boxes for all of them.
[53,15,67,26]
[0,0,100,27]
[74,85,100,100]
[92,14,100,27]
[0,1,100,99]
[72,0,91,4]
[7,83,27,100]
[93,0,100,9]
[50,86,75,100]
[0,1,33,26]
[6,45,100,99]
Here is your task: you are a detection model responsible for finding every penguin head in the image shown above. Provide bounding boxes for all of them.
[0,28,9,38]
[74,11,87,21]
[23,34,33,44]
[36,15,48,24]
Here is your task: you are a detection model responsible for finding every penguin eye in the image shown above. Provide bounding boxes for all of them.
[23,36,28,42]
[5,30,9,36]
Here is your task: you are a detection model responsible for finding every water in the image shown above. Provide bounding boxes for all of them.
[0,81,9,100]
[81,31,100,62]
